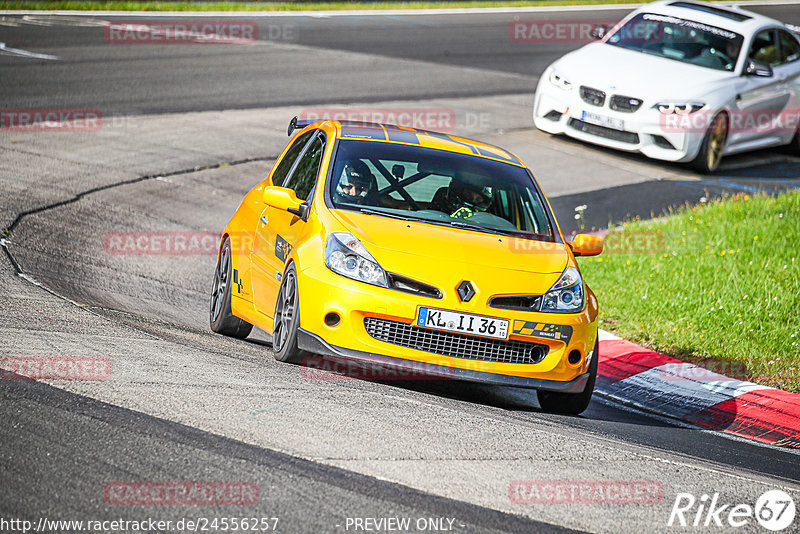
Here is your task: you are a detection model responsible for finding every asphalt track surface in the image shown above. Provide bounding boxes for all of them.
[1,4,800,533]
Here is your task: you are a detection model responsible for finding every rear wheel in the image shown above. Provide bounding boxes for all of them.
[537,338,599,415]
[210,236,252,338]
[272,264,309,364]
[690,112,728,174]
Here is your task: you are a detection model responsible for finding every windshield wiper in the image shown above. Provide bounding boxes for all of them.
[358,207,423,222]
[447,220,521,237]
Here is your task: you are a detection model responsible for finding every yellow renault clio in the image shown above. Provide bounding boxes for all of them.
[211,118,603,414]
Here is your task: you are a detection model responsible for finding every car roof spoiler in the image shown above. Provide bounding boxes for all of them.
[287,116,315,136]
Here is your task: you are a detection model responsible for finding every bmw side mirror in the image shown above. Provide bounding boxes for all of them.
[744,58,773,77]
[591,25,608,40]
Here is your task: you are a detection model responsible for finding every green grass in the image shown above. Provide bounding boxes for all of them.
[579,190,800,393]
[0,0,647,11]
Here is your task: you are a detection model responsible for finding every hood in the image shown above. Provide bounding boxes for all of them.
[551,42,733,101]
[331,210,571,295]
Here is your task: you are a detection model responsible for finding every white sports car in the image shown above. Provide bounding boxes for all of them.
[533,0,800,172]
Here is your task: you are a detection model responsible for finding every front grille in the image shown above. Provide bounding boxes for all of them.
[489,295,542,312]
[610,95,643,113]
[580,86,606,107]
[651,135,676,150]
[364,317,549,364]
[543,110,563,122]
[387,272,442,299]
[568,118,640,144]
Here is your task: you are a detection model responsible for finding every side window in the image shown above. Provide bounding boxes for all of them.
[748,30,780,67]
[778,30,800,64]
[270,130,313,186]
[284,135,325,201]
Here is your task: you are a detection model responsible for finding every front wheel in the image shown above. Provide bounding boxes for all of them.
[537,338,599,415]
[690,112,728,174]
[272,264,309,364]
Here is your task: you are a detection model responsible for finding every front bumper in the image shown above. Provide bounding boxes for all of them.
[296,261,598,388]
[533,80,705,163]
[297,329,591,392]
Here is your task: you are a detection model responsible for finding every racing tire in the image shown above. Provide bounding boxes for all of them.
[272,264,309,364]
[210,236,253,339]
[788,127,800,156]
[690,112,728,174]
[537,338,599,415]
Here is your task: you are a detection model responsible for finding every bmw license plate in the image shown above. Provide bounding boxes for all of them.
[416,307,509,340]
[581,110,624,131]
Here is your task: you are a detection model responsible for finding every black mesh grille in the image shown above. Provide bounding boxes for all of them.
[544,110,563,121]
[568,118,640,144]
[580,86,606,107]
[364,317,548,364]
[610,95,643,113]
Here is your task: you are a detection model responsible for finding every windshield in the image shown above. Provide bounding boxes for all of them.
[606,13,744,72]
[328,140,555,241]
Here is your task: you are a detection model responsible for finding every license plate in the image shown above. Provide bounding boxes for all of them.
[581,110,624,131]
[416,307,509,340]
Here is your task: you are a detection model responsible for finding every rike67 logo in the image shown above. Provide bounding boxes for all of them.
[668,490,796,531]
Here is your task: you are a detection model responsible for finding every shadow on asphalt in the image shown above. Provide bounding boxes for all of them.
[294,356,678,428]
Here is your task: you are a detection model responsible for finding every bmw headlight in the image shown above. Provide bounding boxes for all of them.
[324,232,387,287]
[654,102,705,115]
[548,70,573,91]
[540,267,584,313]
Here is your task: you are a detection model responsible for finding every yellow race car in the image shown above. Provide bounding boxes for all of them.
[210,118,603,414]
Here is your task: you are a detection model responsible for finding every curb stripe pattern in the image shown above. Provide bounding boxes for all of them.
[596,334,800,449]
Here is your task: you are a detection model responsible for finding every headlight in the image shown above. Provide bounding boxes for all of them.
[654,102,705,115]
[548,70,573,91]
[540,267,584,313]
[324,232,387,287]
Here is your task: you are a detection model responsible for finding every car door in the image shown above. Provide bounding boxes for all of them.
[732,28,793,147]
[774,29,800,143]
[251,130,314,317]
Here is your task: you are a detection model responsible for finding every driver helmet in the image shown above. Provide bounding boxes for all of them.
[446,175,493,218]
[336,159,374,202]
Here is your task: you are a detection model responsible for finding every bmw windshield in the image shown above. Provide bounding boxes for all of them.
[327,140,555,242]
[606,13,744,72]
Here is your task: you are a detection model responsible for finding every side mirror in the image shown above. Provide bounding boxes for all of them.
[591,25,608,40]
[569,234,603,257]
[262,186,309,221]
[744,58,773,77]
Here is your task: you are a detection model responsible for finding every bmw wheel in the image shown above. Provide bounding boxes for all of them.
[690,112,728,174]
[210,236,253,338]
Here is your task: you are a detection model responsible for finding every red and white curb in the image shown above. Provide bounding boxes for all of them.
[596,330,800,449]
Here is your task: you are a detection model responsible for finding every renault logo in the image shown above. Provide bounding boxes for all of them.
[457,281,475,302]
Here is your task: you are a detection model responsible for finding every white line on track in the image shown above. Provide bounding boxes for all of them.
[0,42,58,60]
[1,0,799,17]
